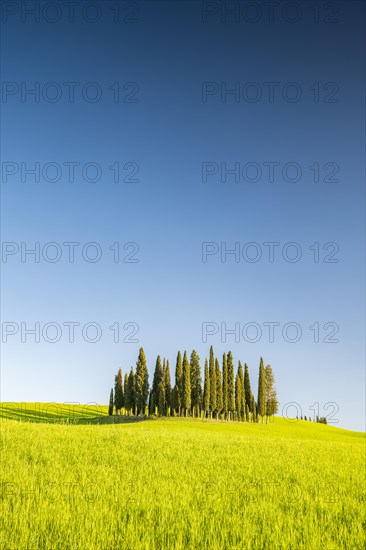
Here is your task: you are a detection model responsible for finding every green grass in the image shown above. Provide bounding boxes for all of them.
[1,403,365,549]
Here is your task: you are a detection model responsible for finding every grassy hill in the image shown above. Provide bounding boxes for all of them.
[1,403,365,549]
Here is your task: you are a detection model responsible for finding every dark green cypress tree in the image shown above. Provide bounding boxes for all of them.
[135,348,149,416]
[238,362,245,421]
[250,393,255,415]
[174,351,183,416]
[245,403,250,422]
[215,358,223,420]
[125,368,136,415]
[158,380,166,416]
[108,388,114,416]
[171,385,179,417]
[124,373,128,402]
[234,372,241,421]
[209,346,216,418]
[222,353,228,420]
[227,352,235,420]
[114,368,124,415]
[182,351,191,417]
[164,359,172,416]
[151,355,163,414]
[265,364,278,423]
[148,389,153,415]
[244,363,253,412]
[190,350,202,418]
[209,346,215,372]
[257,357,266,423]
[203,358,210,418]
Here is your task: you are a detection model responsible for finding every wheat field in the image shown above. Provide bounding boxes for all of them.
[0,403,365,549]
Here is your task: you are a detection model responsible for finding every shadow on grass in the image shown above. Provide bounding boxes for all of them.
[0,404,154,425]
[83,415,154,425]
[0,403,108,424]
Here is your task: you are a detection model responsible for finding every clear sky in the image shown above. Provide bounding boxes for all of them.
[1,1,365,430]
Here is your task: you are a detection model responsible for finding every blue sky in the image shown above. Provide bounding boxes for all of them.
[1,1,365,430]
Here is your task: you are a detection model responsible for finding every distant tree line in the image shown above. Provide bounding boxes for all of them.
[108,347,278,424]
[296,415,328,424]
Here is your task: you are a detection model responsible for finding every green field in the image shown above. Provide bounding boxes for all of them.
[1,403,365,549]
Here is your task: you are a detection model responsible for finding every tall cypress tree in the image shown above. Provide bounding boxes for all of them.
[215,358,223,420]
[135,348,149,416]
[209,346,216,418]
[174,351,183,416]
[237,362,245,421]
[250,393,256,415]
[148,389,153,415]
[164,359,172,416]
[190,350,201,418]
[172,385,179,417]
[244,363,253,412]
[227,352,235,420]
[114,368,124,415]
[257,357,267,423]
[203,358,210,418]
[151,356,163,414]
[235,372,242,421]
[125,368,136,415]
[108,388,114,416]
[222,353,228,420]
[182,351,191,417]
[157,380,166,416]
[124,373,129,402]
[265,364,278,423]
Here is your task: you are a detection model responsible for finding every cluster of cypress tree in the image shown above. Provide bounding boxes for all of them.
[109,346,278,423]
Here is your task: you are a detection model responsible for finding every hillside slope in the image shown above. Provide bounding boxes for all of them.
[1,404,365,549]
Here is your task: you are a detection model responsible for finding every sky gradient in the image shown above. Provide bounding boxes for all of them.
[1,1,365,430]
